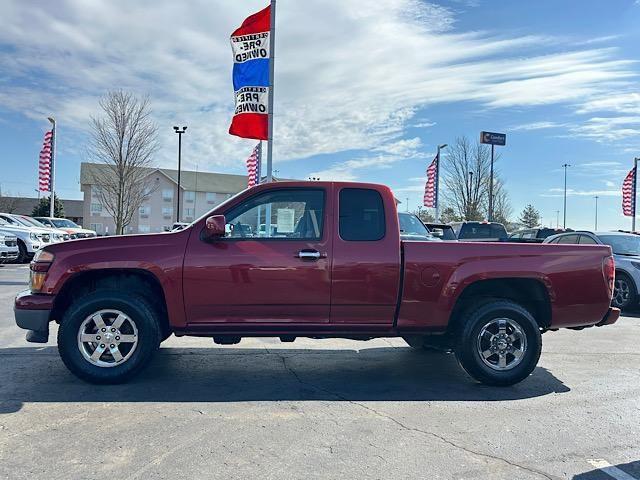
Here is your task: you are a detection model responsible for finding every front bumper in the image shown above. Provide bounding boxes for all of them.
[596,307,620,326]
[14,290,53,343]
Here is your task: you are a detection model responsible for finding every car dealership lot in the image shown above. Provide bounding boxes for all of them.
[0,263,639,480]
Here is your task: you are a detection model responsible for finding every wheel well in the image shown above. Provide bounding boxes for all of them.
[448,278,551,333]
[52,269,171,337]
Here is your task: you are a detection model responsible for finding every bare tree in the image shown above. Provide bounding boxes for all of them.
[87,91,158,234]
[442,136,511,223]
[492,179,513,226]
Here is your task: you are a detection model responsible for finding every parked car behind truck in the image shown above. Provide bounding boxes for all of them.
[544,230,640,309]
[15,181,618,386]
[452,221,508,242]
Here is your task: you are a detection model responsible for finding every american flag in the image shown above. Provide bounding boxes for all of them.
[423,155,438,208]
[622,166,636,217]
[38,130,53,192]
[246,142,261,188]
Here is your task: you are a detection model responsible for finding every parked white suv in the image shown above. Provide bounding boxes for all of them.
[0,232,19,264]
[0,216,46,263]
[34,217,97,239]
[0,214,69,243]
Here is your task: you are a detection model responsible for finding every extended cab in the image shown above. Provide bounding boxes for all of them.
[14,182,619,385]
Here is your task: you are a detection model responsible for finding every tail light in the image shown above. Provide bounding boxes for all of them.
[603,255,615,297]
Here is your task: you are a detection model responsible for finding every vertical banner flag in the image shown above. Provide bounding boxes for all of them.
[246,143,261,188]
[622,166,636,216]
[423,155,438,208]
[38,130,53,192]
[229,6,270,140]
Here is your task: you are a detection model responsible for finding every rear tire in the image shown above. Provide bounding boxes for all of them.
[15,240,28,263]
[454,300,542,386]
[58,290,161,384]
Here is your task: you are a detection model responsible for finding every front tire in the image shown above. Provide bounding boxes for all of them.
[58,290,161,384]
[455,300,542,386]
[612,272,636,309]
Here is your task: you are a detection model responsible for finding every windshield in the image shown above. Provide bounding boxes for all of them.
[7,215,34,228]
[398,213,430,236]
[598,234,640,256]
[18,216,47,228]
[52,219,79,228]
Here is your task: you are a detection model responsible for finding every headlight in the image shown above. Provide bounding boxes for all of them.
[29,232,38,241]
[52,233,61,241]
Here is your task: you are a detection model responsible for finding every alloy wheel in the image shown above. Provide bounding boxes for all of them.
[77,309,138,368]
[476,317,527,371]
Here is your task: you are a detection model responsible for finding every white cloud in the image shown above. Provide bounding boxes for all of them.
[511,121,565,131]
[542,188,620,197]
[0,0,638,173]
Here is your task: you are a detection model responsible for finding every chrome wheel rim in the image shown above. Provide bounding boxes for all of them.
[77,309,138,368]
[476,318,527,371]
[613,278,630,307]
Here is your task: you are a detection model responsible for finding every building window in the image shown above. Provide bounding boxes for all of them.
[184,191,195,203]
[184,208,195,220]
[139,205,150,218]
[162,189,173,201]
[92,187,102,198]
[206,192,216,204]
[138,225,150,233]
[90,223,103,234]
[162,207,173,218]
[91,203,102,214]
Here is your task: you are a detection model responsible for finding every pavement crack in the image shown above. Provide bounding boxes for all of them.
[277,354,557,480]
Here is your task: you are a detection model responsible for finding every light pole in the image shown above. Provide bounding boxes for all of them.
[556,210,560,228]
[468,171,473,219]
[47,117,56,217]
[594,195,599,230]
[434,143,448,222]
[173,126,187,223]
[562,163,571,228]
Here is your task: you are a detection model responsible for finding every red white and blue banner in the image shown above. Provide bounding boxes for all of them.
[622,166,636,217]
[229,5,270,140]
[246,143,261,188]
[423,155,438,208]
[38,130,53,192]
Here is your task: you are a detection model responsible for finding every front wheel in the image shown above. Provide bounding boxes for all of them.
[455,300,542,386]
[58,290,161,384]
[612,272,636,309]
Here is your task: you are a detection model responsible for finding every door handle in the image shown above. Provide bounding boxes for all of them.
[297,249,325,260]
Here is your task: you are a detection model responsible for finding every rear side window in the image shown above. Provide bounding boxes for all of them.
[557,234,579,244]
[339,188,385,241]
[579,235,597,245]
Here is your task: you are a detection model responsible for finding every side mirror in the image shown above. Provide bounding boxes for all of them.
[204,215,226,240]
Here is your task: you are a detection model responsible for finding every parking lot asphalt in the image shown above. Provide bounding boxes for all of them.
[0,263,639,480]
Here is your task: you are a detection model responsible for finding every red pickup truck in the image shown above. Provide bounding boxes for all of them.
[14,181,619,385]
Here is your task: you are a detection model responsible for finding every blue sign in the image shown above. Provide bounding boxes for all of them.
[480,131,506,146]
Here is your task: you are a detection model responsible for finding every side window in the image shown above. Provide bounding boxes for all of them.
[521,230,536,239]
[339,188,385,241]
[579,235,597,245]
[224,189,325,240]
[557,234,579,244]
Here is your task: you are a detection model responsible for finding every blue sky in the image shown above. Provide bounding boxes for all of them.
[0,0,639,230]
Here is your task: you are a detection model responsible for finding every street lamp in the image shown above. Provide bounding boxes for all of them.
[173,126,187,223]
[594,195,599,230]
[562,163,571,228]
[435,143,447,222]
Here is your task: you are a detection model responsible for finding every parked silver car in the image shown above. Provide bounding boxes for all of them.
[544,231,640,309]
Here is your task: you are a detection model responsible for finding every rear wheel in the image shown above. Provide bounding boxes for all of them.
[15,240,28,263]
[612,272,635,309]
[58,290,161,384]
[455,300,542,386]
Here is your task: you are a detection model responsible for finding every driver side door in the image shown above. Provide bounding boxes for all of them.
[183,186,333,324]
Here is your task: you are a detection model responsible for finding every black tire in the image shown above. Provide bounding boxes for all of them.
[612,272,636,310]
[454,300,542,386]
[14,240,28,263]
[58,290,161,384]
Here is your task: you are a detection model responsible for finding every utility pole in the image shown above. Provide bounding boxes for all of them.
[468,171,473,219]
[556,210,560,228]
[406,197,409,212]
[434,143,448,222]
[562,163,571,228]
[173,126,187,223]
[266,0,276,182]
[633,157,639,232]
[594,196,599,230]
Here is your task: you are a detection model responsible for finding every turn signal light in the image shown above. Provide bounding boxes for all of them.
[29,250,55,293]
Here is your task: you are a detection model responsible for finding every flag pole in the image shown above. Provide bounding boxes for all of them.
[266,0,276,182]
[47,117,56,217]
[634,157,638,232]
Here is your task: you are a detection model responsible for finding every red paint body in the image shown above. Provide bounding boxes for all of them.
[15,182,618,337]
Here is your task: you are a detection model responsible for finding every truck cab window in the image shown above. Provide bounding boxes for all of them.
[339,188,385,241]
[223,189,325,240]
